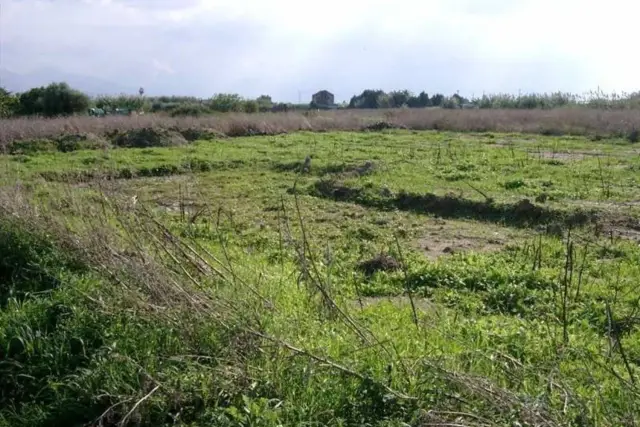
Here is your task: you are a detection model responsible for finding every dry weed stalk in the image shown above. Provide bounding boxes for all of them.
[3,108,640,147]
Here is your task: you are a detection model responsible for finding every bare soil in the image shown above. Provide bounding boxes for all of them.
[418,232,505,260]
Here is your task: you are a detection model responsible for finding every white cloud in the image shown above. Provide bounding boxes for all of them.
[151,59,175,76]
[1,0,639,99]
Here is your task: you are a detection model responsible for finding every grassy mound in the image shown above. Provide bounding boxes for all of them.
[109,127,188,148]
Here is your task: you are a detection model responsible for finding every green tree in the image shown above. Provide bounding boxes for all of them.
[256,95,273,112]
[348,89,387,109]
[0,87,19,118]
[389,90,412,108]
[209,93,245,112]
[17,82,89,117]
[430,93,445,107]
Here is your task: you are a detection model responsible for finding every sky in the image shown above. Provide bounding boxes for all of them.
[1,0,639,101]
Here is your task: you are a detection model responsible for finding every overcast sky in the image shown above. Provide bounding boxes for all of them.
[1,0,638,101]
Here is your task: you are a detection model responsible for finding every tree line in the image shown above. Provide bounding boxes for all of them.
[2,82,640,119]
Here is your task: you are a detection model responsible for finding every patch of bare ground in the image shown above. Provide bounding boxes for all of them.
[418,234,505,260]
[528,150,591,161]
[415,219,508,260]
[568,199,640,209]
[597,216,640,242]
[528,148,640,162]
[155,199,208,216]
[487,144,599,161]
[490,137,538,147]
[556,200,640,241]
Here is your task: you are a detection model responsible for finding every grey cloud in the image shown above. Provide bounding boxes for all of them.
[290,33,592,102]
[112,0,201,9]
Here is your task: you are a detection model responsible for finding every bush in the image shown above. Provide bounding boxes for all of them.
[169,103,211,117]
[209,93,245,113]
[244,100,259,113]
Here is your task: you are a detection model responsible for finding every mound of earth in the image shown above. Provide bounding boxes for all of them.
[175,127,225,142]
[420,235,505,260]
[56,133,110,152]
[357,254,401,277]
[363,121,407,131]
[109,127,187,148]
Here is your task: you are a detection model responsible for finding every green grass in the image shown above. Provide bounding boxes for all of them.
[0,130,638,426]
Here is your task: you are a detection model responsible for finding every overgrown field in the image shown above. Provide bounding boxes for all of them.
[0,128,639,426]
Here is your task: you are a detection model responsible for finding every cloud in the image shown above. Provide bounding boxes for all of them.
[1,0,639,100]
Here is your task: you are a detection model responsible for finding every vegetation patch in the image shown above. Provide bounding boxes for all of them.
[273,160,378,178]
[306,178,597,228]
[1,129,640,426]
[8,133,110,155]
[362,121,408,131]
[38,158,249,183]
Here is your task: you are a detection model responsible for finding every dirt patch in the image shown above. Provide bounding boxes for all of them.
[418,233,505,260]
[109,127,188,148]
[155,199,209,217]
[597,216,640,242]
[356,254,401,277]
[529,151,588,161]
[342,161,376,177]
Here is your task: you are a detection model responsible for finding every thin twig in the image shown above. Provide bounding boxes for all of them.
[118,385,161,427]
[394,233,419,328]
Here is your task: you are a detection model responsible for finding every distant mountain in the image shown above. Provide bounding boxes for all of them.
[0,67,138,97]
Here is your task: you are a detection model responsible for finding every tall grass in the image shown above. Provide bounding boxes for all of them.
[2,107,640,148]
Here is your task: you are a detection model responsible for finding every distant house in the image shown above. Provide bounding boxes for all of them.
[311,90,336,109]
